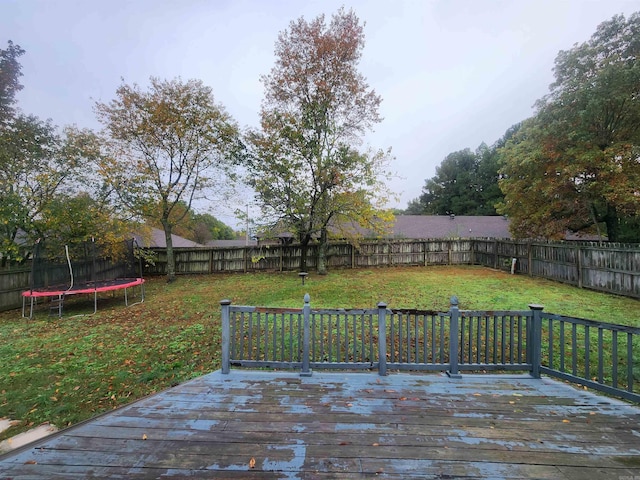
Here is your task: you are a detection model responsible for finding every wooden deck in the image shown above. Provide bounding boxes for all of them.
[1,370,639,479]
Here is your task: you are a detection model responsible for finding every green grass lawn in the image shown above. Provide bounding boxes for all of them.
[0,265,638,441]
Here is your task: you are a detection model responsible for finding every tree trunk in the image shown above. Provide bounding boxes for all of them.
[299,233,311,272]
[603,204,620,243]
[317,227,328,275]
[163,220,177,282]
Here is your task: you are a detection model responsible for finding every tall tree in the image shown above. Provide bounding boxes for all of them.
[498,13,640,241]
[0,40,24,124]
[405,126,517,216]
[95,77,240,281]
[146,200,235,244]
[0,114,100,262]
[247,8,393,273]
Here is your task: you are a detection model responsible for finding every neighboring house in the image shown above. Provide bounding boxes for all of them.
[338,215,512,240]
[390,215,512,239]
[207,239,258,248]
[343,215,604,241]
[135,227,205,248]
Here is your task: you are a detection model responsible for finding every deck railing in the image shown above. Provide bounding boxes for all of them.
[220,295,640,403]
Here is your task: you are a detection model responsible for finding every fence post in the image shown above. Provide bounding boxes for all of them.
[220,299,231,374]
[377,302,388,376]
[447,296,462,378]
[301,293,312,377]
[528,304,544,379]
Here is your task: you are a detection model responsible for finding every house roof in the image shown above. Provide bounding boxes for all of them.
[390,215,512,239]
[206,239,258,247]
[135,227,205,248]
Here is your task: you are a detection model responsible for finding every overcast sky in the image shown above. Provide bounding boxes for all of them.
[2,0,638,228]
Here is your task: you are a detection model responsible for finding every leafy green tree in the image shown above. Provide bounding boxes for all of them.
[38,192,132,255]
[95,77,240,281]
[0,40,24,124]
[147,201,235,244]
[190,212,235,243]
[247,8,394,273]
[0,114,100,262]
[498,13,640,241]
[406,131,513,216]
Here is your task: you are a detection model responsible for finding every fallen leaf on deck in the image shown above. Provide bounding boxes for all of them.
[24,460,37,465]
[562,419,570,423]
[142,434,147,440]
[249,457,256,469]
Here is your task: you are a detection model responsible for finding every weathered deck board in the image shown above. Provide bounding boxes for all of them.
[1,371,639,479]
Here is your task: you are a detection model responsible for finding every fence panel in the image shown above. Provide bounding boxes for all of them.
[531,244,579,285]
[386,310,448,371]
[458,311,530,371]
[540,312,640,403]
[308,308,378,370]
[0,268,31,312]
[580,247,640,297]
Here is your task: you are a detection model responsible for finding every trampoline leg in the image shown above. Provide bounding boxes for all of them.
[94,291,97,314]
[124,287,128,306]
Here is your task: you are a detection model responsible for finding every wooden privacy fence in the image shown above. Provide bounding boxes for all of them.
[220,295,640,404]
[2,238,640,310]
[146,239,640,298]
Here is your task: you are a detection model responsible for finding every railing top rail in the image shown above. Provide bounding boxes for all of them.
[541,311,640,334]
[387,308,442,316]
[228,305,303,314]
[310,308,380,315]
[459,310,531,317]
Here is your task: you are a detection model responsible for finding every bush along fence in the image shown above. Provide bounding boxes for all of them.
[220,295,640,404]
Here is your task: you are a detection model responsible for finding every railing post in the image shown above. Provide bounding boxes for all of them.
[447,296,462,378]
[528,304,544,379]
[220,299,231,374]
[300,293,312,377]
[377,302,388,376]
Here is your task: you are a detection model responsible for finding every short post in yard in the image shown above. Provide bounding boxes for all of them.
[220,299,231,374]
[447,296,462,378]
[528,304,544,379]
[377,302,388,376]
[300,293,312,376]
